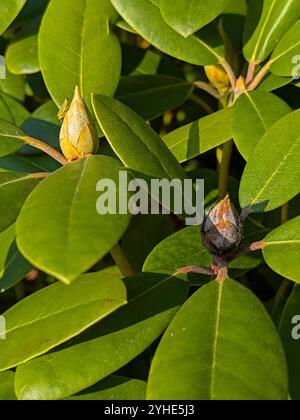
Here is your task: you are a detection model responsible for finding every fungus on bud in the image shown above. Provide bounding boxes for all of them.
[201,195,243,256]
[58,86,99,161]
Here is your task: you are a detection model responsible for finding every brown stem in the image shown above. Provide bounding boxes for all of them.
[228,241,266,262]
[176,265,215,276]
[194,81,221,99]
[110,243,135,277]
[219,58,236,90]
[22,136,68,166]
[246,61,256,85]
[247,61,271,91]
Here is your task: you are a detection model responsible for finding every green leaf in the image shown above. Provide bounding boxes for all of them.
[232,91,290,160]
[147,278,288,400]
[0,119,26,157]
[257,74,292,92]
[39,0,121,109]
[16,156,131,284]
[0,267,127,372]
[159,0,231,38]
[0,71,26,102]
[243,0,300,64]
[111,0,221,66]
[270,20,300,77]
[116,75,193,121]
[163,108,232,163]
[67,376,146,400]
[0,371,16,400]
[0,171,42,232]
[239,110,300,212]
[0,154,60,174]
[92,95,185,180]
[143,225,263,284]
[14,273,188,400]
[0,95,14,122]
[0,93,30,126]
[263,216,300,283]
[279,285,300,400]
[0,224,32,293]
[0,0,27,35]
[6,35,39,75]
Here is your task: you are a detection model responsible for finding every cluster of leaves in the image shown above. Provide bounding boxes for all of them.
[0,0,299,401]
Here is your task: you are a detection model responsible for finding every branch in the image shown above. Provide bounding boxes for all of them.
[194,81,221,99]
[219,58,236,91]
[176,265,215,276]
[247,61,271,91]
[228,241,266,261]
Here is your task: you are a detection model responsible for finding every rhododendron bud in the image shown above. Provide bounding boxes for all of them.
[59,86,99,161]
[202,195,243,256]
[204,64,230,94]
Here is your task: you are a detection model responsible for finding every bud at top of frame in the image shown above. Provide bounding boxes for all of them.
[59,86,99,161]
[201,195,243,256]
[204,64,230,94]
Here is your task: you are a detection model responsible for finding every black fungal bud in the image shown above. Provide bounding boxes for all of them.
[201,195,243,256]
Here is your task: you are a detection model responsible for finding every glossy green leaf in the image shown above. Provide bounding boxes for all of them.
[0,120,26,158]
[279,285,300,400]
[15,273,188,400]
[0,371,16,400]
[0,95,13,122]
[0,0,27,35]
[0,171,43,232]
[159,0,231,38]
[111,0,221,66]
[257,74,292,92]
[67,376,146,400]
[17,156,131,284]
[0,224,31,293]
[39,0,121,109]
[263,216,300,283]
[239,110,300,212]
[143,225,263,283]
[6,35,39,75]
[0,267,127,372]
[270,20,300,77]
[163,108,232,163]
[116,75,193,121]
[0,154,60,174]
[0,93,30,126]
[243,0,300,64]
[232,91,290,160]
[0,71,25,102]
[92,95,185,180]
[147,278,288,400]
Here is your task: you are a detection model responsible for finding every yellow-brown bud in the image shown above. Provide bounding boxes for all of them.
[59,86,99,161]
[204,65,230,94]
